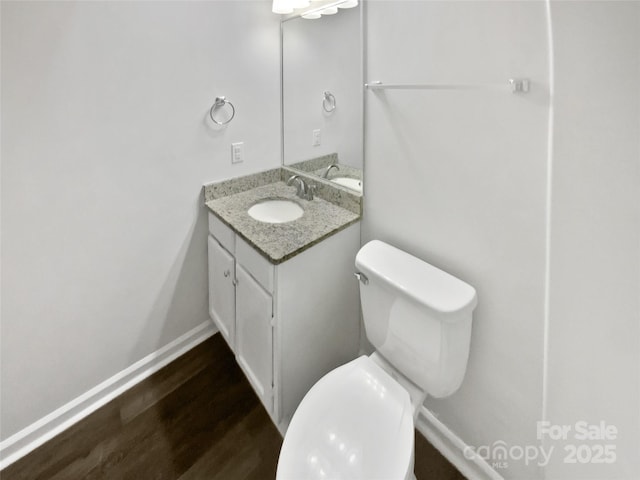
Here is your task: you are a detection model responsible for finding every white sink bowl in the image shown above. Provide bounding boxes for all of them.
[331,176,362,194]
[248,198,304,223]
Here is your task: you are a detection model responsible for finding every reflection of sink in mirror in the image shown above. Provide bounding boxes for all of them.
[331,177,362,194]
[248,199,304,224]
[286,154,363,195]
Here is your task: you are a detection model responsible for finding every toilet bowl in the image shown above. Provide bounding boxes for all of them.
[277,240,477,480]
[277,356,415,480]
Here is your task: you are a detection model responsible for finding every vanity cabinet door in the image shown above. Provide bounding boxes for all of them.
[208,236,236,351]
[235,264,274,413]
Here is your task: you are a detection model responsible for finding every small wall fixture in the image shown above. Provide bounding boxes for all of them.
[209,96,235,125]
[323,91,336,113]
[509,78,530,93]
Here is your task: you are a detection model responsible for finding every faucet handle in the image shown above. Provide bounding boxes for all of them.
[287,175,308,198]
[305,184,317,201]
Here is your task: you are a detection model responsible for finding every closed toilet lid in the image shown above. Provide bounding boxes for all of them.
[277,356,414,480]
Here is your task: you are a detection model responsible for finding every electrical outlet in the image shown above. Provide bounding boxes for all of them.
[312,129,321,146]
[231,142,244,164]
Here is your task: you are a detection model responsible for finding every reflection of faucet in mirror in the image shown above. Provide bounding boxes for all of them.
[323,163,340,178]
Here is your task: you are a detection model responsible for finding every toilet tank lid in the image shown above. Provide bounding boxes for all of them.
[355,240,478,317]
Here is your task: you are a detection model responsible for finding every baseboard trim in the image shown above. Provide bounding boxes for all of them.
[416,406,504,480]
[0,320,218,470]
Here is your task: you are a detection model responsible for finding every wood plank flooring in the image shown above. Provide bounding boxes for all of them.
[2,333,465,480]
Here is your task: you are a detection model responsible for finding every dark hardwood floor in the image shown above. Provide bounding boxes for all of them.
[2,333,465,480]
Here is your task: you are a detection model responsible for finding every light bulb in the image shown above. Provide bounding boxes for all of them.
[338,0,358,8]
[291,0,311,7]
[272,0,293,14]
[302,11,322,19]
[321,6,338,14]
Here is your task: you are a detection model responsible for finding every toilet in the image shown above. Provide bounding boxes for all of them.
[276,240,478,480]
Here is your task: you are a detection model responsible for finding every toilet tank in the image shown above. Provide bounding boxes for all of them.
[355,240,477,398]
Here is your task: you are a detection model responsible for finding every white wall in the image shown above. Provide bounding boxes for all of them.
[545,2,640,479]
[0,0,280,441]
[282,6,362,168]
[364,2,550,478]
[364,1,639,479]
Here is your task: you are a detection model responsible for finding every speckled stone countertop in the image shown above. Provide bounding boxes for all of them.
[205,181,360,265]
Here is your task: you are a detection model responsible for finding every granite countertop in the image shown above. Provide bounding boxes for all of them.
[205,181,360,264]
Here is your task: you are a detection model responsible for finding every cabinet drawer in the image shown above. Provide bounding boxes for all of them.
[236,236,274,294]
[208,213,235,254]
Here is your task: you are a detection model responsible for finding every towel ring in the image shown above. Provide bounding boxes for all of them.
[322,91,336,113]
[209,96,235,125]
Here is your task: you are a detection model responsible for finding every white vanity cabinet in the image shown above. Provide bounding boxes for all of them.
[207,212,360,433]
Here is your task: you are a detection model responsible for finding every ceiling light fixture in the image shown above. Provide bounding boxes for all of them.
[272,0,358,18]
[320,6,338,14]
[272,0,293,14]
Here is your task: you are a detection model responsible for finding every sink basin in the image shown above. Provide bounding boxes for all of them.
[248,198,304,223]
[331,176,362,194]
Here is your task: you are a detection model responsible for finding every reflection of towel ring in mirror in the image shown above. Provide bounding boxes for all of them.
[209,96,235,125]
[323,91,336,113]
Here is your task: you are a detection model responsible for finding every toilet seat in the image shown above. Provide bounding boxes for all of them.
[277,356,415,480]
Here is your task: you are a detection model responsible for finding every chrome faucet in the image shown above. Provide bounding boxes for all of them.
[287,175,316,200]
[322,163,340,179]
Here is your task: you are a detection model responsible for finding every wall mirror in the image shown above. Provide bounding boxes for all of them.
[281,2,363,195]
